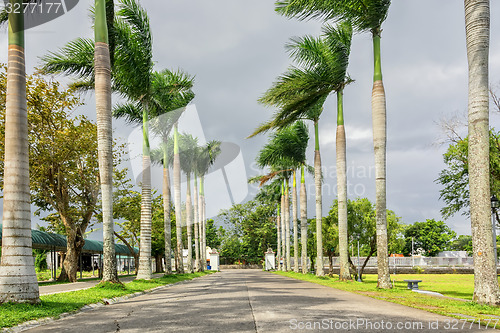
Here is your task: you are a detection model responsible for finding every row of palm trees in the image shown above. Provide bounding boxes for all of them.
[0,0,218,303]
[248,0,500,305]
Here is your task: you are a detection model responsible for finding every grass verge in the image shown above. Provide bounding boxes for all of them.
[274,272,500,328]
[0,271,214,328]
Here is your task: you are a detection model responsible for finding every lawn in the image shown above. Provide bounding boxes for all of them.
[274,272,500,329]
[0,272,213,329]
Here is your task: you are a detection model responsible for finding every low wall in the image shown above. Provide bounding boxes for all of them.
[220,264,263,270]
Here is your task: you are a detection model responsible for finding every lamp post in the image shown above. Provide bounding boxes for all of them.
[491,195,499,267]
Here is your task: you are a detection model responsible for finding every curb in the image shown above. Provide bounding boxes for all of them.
[2,273,214,333]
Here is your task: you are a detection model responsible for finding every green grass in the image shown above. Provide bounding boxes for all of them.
[0,272,214,329]
[274,272,500,328]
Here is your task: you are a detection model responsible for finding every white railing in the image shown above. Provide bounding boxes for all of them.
[286,256,477,268]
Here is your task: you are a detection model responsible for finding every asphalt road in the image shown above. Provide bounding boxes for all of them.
[25,270,485,332]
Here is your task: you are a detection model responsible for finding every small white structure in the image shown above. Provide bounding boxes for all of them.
[209,250,220,271]
[265,249,276,271]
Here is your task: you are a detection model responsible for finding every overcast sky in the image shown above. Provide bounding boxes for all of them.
[1,1,500,238]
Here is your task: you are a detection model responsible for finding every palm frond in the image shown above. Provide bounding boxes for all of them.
[112,101,143,124]
[40,38,95,83]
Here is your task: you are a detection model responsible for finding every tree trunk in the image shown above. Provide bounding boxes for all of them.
[201,187,207,270]
[95,0,118,282]
[465,0,500,305]
[276,207,282,271]
[280,192,286,271]
[136,108,152,280]
[314,121,324,276]
[292,171,299,272]
[155,254,163,273]
[186,173,193,273]
[300,166,308,274]
[0,4,40,302]
[173,124,184,273]
[337,91,351,281]
[285,179,291,271]
[59,226,85,282]
[193,173,200,272]
[372,33,391,289]
[196,177,202,271]
[162,152,172,275]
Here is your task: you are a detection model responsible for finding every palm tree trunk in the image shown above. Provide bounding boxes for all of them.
[162,144,172,275]
[201,177,207,270]
[95,0,118,283]
[173,123,184,273]
[372,33,390,289]
[337,90,351,281]
[186,172,194,273]
[300,166,308,274]
[276,207,282,271]
[0,2,40,303]
[197,177,202,271]
[285,179,291,271]
[280,189,286,271]
[292,170,299,272]
[193,172,200,272]
[136,107,152,280]
[465,0,500,305]
[314,120,324,276]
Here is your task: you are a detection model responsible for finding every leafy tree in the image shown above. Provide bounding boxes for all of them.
[0,68,116,282]
[436,131,500,218]
[450,235,473,256]
[205,219,222,249]
[323,198,404,281]
[403,219,456,257]
[217,199,277,264]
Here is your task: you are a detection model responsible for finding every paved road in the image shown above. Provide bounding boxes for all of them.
[26,270,484,332]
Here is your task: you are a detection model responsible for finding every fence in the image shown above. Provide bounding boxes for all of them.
[286,256,478,268]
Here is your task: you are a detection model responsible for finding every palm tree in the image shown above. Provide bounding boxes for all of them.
[172,123,184,273]
[276,0,392,288]
[0,0,40,304]
[40,0,157,280]
[253,24,352,276]
[253,121,309,272]
[196,141,222,269]
[300,165,308,273]
[94,0,118,284]
[112,0,155,280]
[149,71,195,275]
[464,0,500,305]
[179,134,198,273]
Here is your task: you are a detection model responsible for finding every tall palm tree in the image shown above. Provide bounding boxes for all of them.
[300,165,308,273]
[172,123,184,273]
[149,71,195,275]
[179,134,198,273]
[0,0,40,304]
[253,24,351,276]
[276,0,392,288]
[253,121,309,272]
[94,0,118,284]
[464,0,500,305]
[112,0,155,280]
[196,140,221,269]
[40,0,156,280]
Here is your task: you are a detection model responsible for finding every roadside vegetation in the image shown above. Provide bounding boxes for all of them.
[0,272,213,329]
[275,272,500,327]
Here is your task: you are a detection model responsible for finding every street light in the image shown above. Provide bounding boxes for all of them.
[491,195,499,267]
